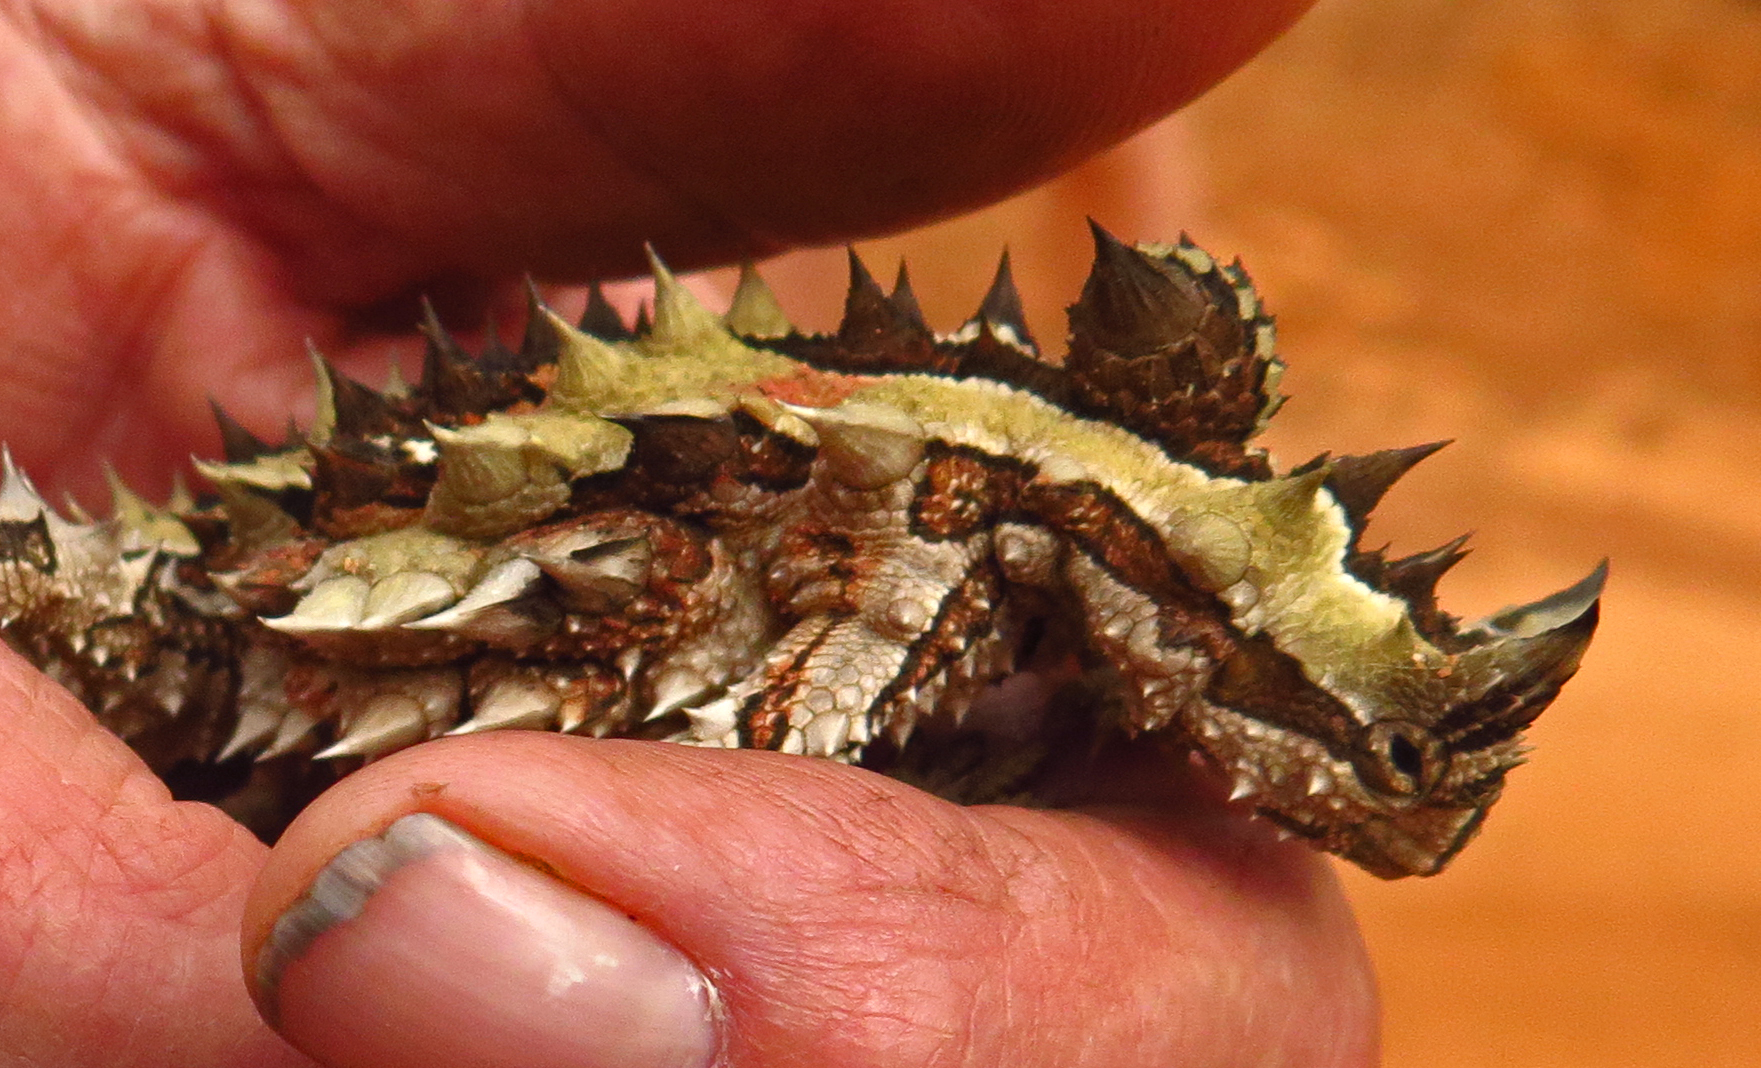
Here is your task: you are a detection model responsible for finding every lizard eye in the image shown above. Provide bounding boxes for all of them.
[1355,720,1447,798]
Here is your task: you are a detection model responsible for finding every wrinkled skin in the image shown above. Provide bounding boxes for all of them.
[0,1,1387,1067]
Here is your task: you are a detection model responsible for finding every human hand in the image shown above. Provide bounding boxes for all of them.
[0,1,1377,1065]
[1,0,1310,501]
[1,645,1374,1067]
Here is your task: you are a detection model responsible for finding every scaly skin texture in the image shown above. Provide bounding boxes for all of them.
[0,226,1601,877]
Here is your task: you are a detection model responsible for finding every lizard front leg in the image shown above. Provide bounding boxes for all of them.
[669,529,1009,759]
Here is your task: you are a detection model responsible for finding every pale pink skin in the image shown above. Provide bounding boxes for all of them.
[0,2,1382,1065]
[0,640,1376,1068]
[0,0,1311,503]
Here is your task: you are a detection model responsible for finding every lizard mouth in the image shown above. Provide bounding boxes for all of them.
[1333,805,1490,880]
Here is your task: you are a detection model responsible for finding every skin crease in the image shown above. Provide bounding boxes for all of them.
[0,0,1381,1065]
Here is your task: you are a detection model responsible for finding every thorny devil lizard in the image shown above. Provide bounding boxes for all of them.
[0,223,1602,878]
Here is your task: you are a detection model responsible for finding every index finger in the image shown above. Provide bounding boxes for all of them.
[216,0,1316,285]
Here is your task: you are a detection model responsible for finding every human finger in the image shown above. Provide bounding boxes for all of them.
[0,646,312,1067]
[212,0,1315,290]
[244,731,1377,1068]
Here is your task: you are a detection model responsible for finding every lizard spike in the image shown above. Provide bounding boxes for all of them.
[305,343,338,445]
[523,533,652,614]
[682,695,739,741]
[1072,218,1198,356]
[0,446,49,521]
[451,675,560,734]
[643,668,715,721]
[1228,774,1257,802]
[209,400,273,463]
[782,401,925,490]
[358,571,458,630]
[256,707,322,761]
[548,310,629,410]
[884,710,916,748]
[309,346,404,441]
[402,558,542,634]
[1260,463,1332,516]
[631,301,652,337]
[616,647,643,681]
[315,694,429,760]
[104,463,199,555]
[837,247,893,339]
[1323,441,1451,533]
[267,575,370,633]
[645,245,723,348]
[519,278,566,366]
[102,462,148,520]
[1380,532,1473,607]
[417,296,469,363]
[60,492,93,524]
[381,358,409,398]
[166,472,194,513]
[1473,560,1607,642]
[1171,232,1215,275]
[209,481,301,550]
[474,310,525,373]
[418,298,494,415]
[888,262,928,331]
[216,702,285,762]
[971,248,1035,351]
[725,262,792,339]
[308,444,401,517]
[578,281,631,340]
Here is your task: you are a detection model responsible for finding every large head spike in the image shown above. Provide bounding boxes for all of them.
[1323,441,1451,535]
[1472,560,1607,642]
[1418,562,1606,785]
[1071,219,1205,357]
[1062,221,1282,478]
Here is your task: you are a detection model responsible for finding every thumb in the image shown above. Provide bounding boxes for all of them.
[242,732,1377,1068]
[0,643,311,1067]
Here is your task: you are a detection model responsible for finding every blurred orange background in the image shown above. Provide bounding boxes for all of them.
[728,1,1760,1064]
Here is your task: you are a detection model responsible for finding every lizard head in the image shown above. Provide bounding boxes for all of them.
[1058,227,1603,877]
[1191,561,1603,878]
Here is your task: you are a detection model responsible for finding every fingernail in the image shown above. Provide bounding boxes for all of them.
[259,813,719,1068]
